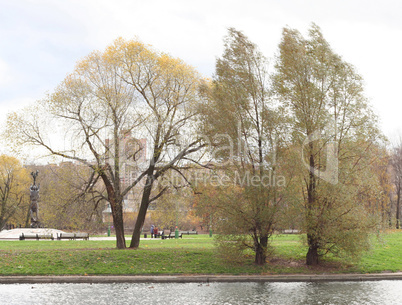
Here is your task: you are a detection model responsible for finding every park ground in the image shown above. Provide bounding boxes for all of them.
[0,230,401,276]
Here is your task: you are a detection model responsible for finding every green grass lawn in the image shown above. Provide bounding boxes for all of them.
[0,231,401,276]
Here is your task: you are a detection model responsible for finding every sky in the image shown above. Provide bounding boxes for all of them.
[1,0,402,146]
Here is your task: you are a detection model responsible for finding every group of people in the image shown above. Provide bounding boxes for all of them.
[150,224,159,238]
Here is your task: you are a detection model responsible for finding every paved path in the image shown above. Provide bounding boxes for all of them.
[0,229,177,241]
[0,273,402,284]
[0,228,66,240]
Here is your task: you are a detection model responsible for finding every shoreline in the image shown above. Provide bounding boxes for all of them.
[1,273,402,284]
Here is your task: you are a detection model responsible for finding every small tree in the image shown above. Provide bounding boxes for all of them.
[151,189,197,231]
[0,155,30,229]
[391,139,402,229]
[31,163,105,231]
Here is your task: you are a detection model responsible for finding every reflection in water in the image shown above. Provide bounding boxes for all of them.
[0,281,401,305]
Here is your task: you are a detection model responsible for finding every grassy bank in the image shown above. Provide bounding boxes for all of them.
[0,231,401,276]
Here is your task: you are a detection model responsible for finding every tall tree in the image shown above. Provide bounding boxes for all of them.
[107,38,206,248]
[273,24,384,265]
[200,28,290,265]
[6,47,141,248]
[6,38,205,249]
[0,155,30,229]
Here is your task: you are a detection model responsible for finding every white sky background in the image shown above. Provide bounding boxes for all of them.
[1,0,402,154]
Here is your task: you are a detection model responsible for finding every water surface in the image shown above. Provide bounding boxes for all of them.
[0,281,401,305]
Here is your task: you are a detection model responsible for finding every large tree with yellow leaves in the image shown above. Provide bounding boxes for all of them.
[6,38,205,249]
[0,155,30,229]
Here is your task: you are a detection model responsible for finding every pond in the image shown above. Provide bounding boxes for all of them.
[0,281,401,305]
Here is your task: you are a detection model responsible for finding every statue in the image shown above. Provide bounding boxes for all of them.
[30,170,40,228]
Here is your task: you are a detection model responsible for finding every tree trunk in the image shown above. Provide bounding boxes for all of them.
[306,243,319,266]
[396,182,401,229]
[306,232,319,265]
[254,235,268,265]
[100,174,126,249]
[130,172,154,248]
[111,201,126,249]
[305,150,319,266]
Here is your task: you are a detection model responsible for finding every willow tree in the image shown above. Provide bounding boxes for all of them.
[199,28,291,265]
[272,24,384,265]
[107,39,205,248]
[6,48,140,248]
[6,38,205,249]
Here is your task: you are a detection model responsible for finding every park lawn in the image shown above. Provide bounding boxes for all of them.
[0,231,401,276]
[353,230,402,273]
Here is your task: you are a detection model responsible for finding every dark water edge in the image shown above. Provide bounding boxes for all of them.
[0,281,401,305]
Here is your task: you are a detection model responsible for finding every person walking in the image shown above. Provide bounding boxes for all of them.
[150,224,155,238]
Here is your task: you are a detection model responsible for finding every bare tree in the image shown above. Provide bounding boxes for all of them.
[6,49,141,248]
[6,38,206,249]
[107,38,206,248]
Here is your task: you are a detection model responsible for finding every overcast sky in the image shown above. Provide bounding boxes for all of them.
[1,0,402,144]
